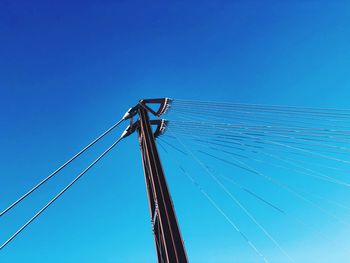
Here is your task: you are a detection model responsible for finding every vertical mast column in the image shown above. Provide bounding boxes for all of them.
[137,106,188,263]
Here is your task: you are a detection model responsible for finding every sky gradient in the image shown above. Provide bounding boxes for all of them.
[1,1,350,262]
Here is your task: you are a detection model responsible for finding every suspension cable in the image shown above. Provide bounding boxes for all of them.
[0,118,125,218]
[0,136,124,251]
[173,99,350,115]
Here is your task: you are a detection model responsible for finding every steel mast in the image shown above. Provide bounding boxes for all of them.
[124,98,188,263]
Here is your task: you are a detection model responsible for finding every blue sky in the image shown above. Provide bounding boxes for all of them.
[1,1,350,262]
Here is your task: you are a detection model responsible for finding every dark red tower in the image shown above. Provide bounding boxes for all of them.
[125,98,188,263]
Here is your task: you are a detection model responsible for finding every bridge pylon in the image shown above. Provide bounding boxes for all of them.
[123,98,188,263]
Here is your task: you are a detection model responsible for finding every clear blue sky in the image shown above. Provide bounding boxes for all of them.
[1,1,350,262]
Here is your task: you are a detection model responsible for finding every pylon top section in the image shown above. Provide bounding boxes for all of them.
[120,98,171,139]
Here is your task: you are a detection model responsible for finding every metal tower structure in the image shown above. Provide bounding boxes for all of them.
[123,98,188,263]
[2,97,350,262]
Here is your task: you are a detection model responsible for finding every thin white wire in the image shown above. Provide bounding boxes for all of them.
[179,139,295,262]
[173,99,350,115]
[166,129,270,262]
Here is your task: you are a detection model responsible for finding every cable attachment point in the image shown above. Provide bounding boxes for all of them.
[159,119,168,135]
[122,105,139,121]
[139,98,173,117]
[162,98,172,115]
[120,123,138,139]
[150,119,168,138]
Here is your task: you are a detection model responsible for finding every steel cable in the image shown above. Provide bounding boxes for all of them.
[0,118,125,217]
[0,136,123,250]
